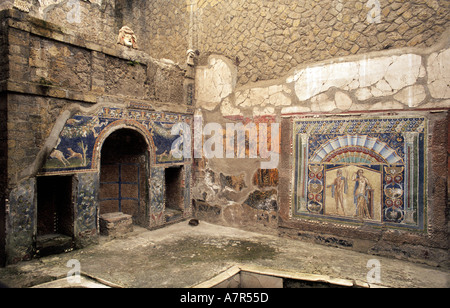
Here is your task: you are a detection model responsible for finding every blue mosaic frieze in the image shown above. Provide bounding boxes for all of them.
[41,107,193,174]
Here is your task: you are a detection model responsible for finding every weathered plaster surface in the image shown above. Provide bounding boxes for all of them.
[195,38,450,118]
[192,31,450,265]
[427,48,450,99]
[196,55,236,111]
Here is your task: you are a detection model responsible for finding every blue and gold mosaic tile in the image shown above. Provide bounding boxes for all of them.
[292,117,426,231]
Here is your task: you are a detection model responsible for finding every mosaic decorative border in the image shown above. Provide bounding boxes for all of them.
[292,116,427,231]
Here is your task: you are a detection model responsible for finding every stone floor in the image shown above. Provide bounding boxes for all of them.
[0,221,448,288]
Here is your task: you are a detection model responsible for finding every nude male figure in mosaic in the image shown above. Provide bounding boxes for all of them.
[328,169,347,216]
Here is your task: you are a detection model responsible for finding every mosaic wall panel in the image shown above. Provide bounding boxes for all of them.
[150,166,165,226]
[6,178,36,263]
[292,117,427,231]
[184,164,192,213]
[41,107,193,174]
[75,173,99,234]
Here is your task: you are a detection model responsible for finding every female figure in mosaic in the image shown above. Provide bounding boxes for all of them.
[352,169,372,219]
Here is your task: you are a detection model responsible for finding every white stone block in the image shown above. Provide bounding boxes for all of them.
[335,91,353,110]
[394,85,427,107]
[358,56,393,88]
[427,48,450,99]
[384,54,422,90]
[196,56,235,108]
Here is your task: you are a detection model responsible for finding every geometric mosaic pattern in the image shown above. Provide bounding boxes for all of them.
[292,117,426,231]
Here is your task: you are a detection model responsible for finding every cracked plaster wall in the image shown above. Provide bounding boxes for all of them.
[195,0,450,86]
[1,0,449,265]
[193,31,450,261]
[196,38,450,118]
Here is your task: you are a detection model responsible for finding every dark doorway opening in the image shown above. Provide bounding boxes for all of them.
[36,176,74,256]
[165,166,184,222]
[100,129,149,227]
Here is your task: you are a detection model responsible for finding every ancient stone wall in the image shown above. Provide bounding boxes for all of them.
[0,93,6,267]
[0,0,449,266]
[192,25,450,265]
[0,9,191,264]
[5,0,191,66]
[3,8,188,182]
[10,0,117,46]
[0,12,8,84]
[0,14,7,266]
[7,0,450,79]
[115,0,191,65]
[195,0,450,86]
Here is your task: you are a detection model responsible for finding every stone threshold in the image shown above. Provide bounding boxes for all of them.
[193,264,385,288]
[32,272,123,288]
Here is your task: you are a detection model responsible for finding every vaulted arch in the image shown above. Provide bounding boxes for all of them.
[92,119,156,170]
[310,135,403,165]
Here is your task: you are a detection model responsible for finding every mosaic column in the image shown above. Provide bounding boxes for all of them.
[149,166,165,227]
[74,172,99,248]
[6,178,36,263]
